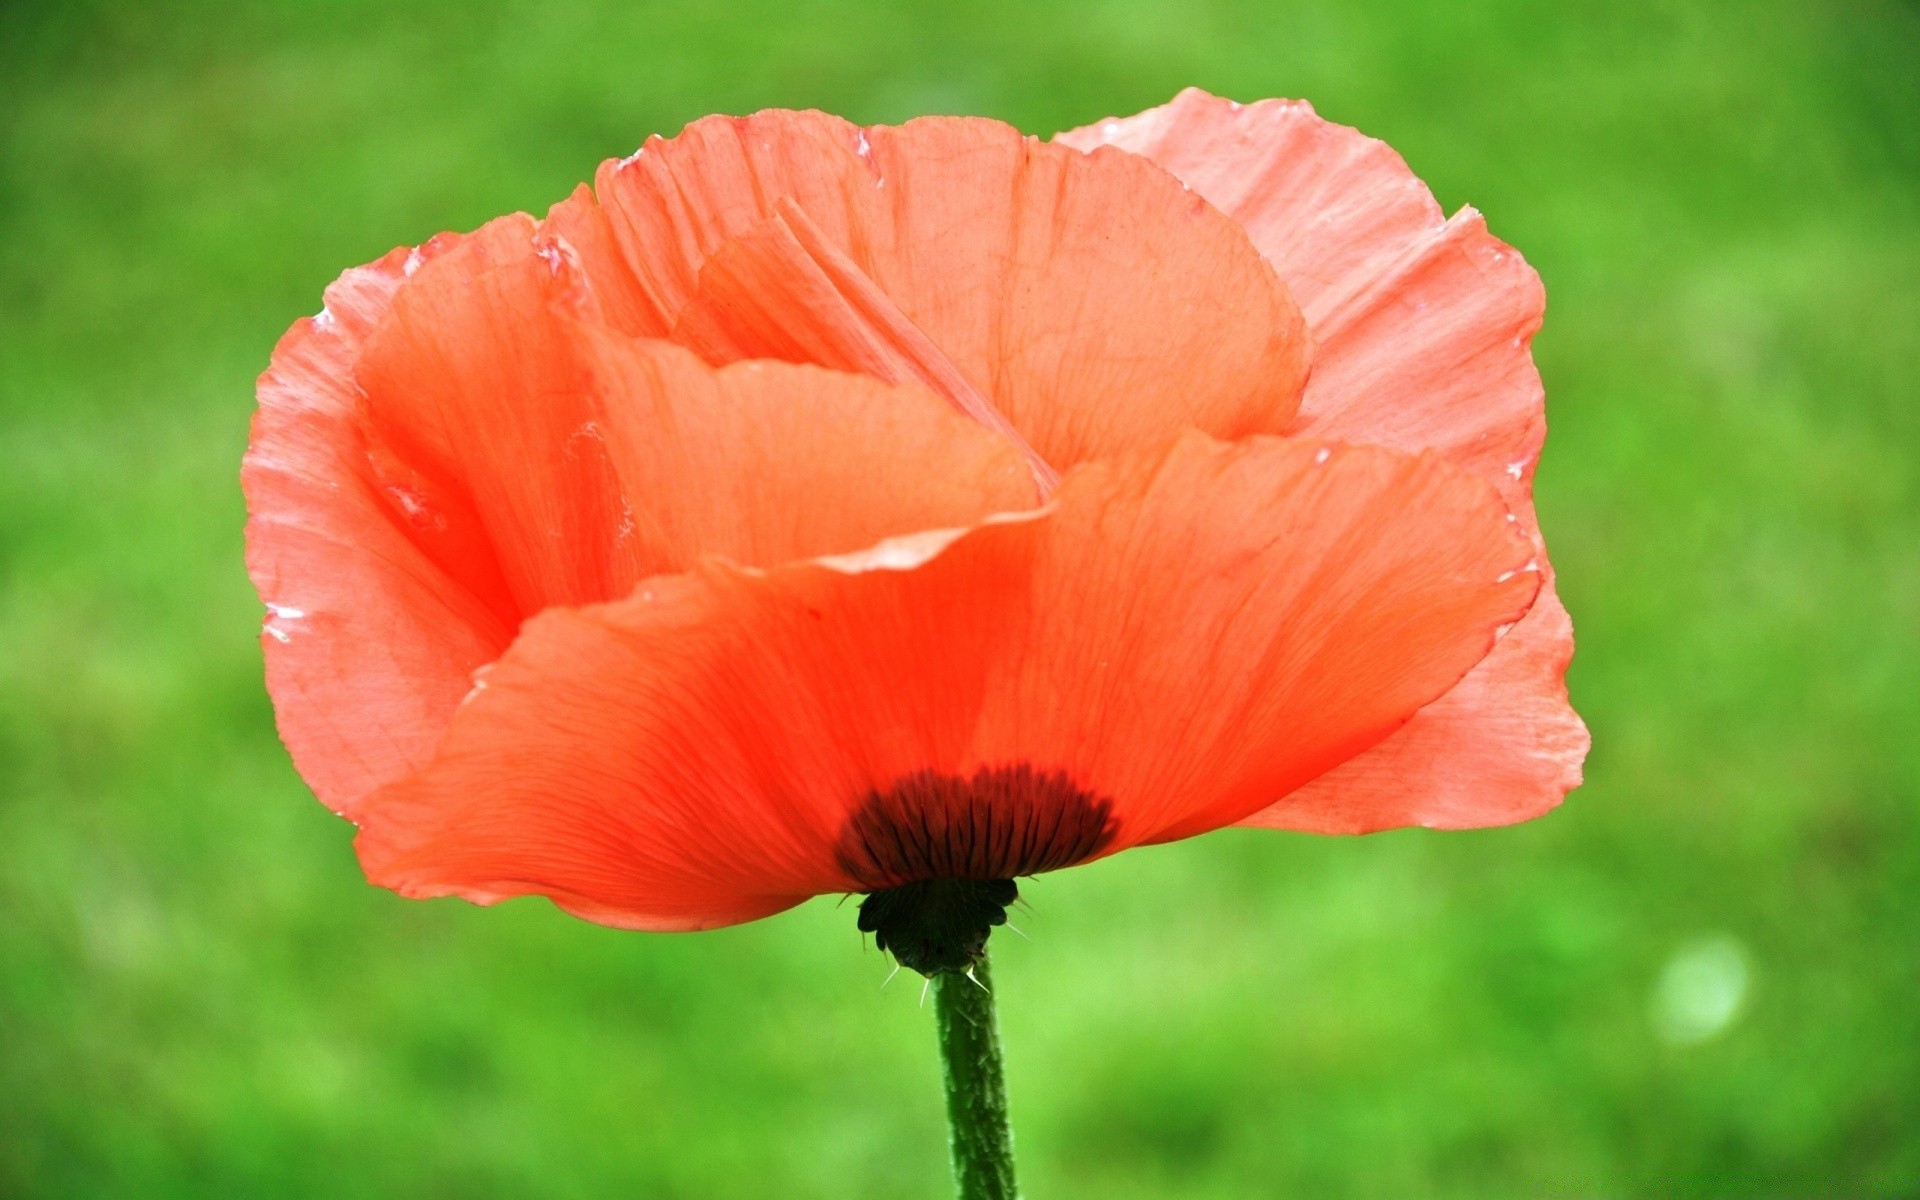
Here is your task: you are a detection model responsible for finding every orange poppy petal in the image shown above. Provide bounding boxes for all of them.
[543,184,668,338]
[1059,88,1545,491]
[1061,89,1587,828]
[353,434,1538,929]
[1254,581,1585,833]
[668,201,1057,490]
[353,214,640,617]
[244,240,514,816]
[591,110,1311,469]
[1058,90,1446,324]
[580,334,1040,572]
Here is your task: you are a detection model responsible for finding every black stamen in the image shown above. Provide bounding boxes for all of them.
[856,878,1018,977]
[838,764,1115,975]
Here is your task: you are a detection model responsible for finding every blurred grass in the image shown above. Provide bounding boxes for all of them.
[2,0,1917,1195]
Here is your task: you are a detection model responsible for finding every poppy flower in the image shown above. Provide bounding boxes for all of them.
[245,89,1586,974]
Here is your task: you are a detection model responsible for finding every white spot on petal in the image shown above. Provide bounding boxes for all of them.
[815,509,1050,577]
[565,419,604,459]
[536,236,581,279]
[384,485,448,532]
[817,528,967,574]
[457,664,495,709]
[386,486,426,518]
[1312,447,1332,465]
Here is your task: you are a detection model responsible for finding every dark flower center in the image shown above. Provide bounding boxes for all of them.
[837,765,1115,975]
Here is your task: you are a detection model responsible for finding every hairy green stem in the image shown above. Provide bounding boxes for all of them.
[932,953,1019,1200]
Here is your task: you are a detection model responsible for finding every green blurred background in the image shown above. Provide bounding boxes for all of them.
[3,0,1916,1195]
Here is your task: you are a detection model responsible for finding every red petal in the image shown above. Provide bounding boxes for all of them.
[244,239,513,816]
[669,201,1057,491]
[354,434,1538,929]
[589,111,1311,470]
[251,205,1050,822]
[543,184,666,338]
[1059,91,1445,324]
[581,335,1040,572]
[1256,579,1584,833]
[353,215,640,616]
[1061,90,1588,827]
